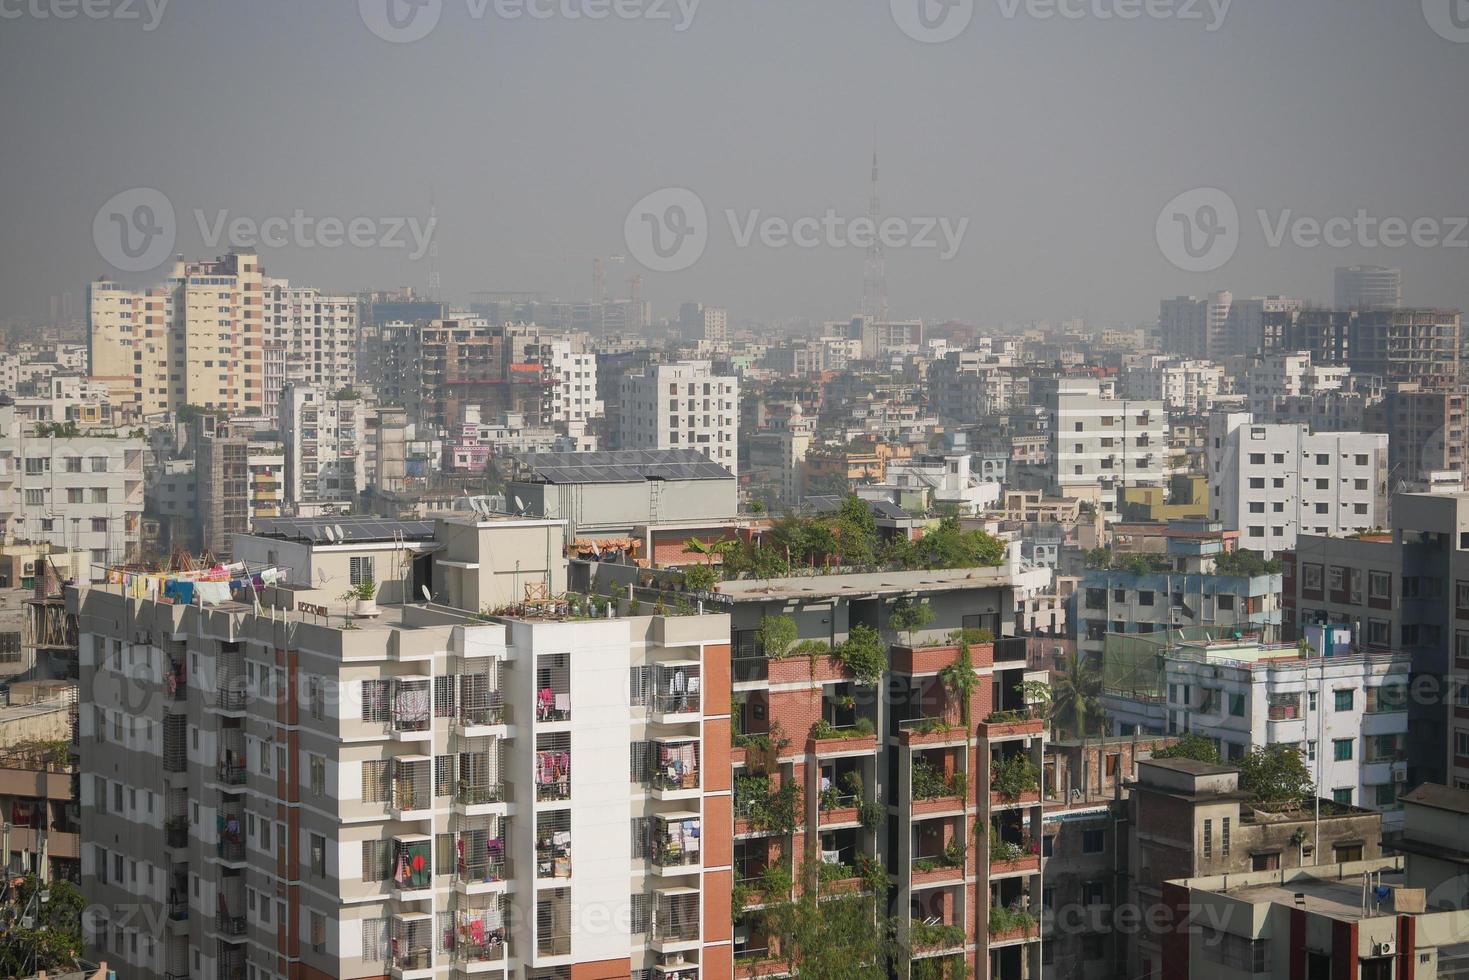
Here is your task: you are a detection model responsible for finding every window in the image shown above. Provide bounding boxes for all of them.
[309,754,326,796]
[1221,816,1230,856]
[349,556,375,586]
[1082,829,1104,854]
[311,911,326,953]
[310,834,326,877]
[1251,852,1280,872]
[1333,738,1354,761]
[1307,740,1317,761]
[1138,590,1154,606]
[1203,819,1212,858]
[362,760,390,803]
[1373,783,1399,807]
[1303,563,1323,591]
[1334,690,1354,711]
[362,679,390,724]
[361,918,388,962]
[1082,881,1107,905]
[1228,693,1245,717]
[361,839,392,881]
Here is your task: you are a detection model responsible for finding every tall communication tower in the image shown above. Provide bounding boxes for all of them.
[861,150,889,323]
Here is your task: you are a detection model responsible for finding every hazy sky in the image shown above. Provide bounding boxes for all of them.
[2,0,1467,328]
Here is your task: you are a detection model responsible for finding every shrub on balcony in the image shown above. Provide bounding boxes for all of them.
[912,760,967,801]
[990,753,1039,799]
[988,905,1037,934]
[735,775,801,835]
[909,920,965,949]
[988,827,1024,863]
[834,625,885,685]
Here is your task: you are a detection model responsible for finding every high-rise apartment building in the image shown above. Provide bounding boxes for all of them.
[279,384,371,514]
[88,250,266,416]
[1159,293,1304,359]
[1206,412,1387,555]
[77,514,741,980]
[618,361,739,477]
[262,279,359,414]
[1335,265,1402,309]
[1120,355,1225,414]
[1261,307,1461,386]
[1036,377,1166,512]
[679,304,728,346]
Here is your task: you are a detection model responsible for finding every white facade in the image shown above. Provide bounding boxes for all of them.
[537,340,603,426]
[279,383,369,510]
[263,278,360,414]
[0,403,144,566]
[1041,377,1167,509]
[1121,355,1226,414]
[617,361,738,476]
[1207,412,1388,555]
[1245,352,1352,419]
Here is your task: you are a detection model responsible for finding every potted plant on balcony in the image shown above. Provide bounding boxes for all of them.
[351,578,379,616]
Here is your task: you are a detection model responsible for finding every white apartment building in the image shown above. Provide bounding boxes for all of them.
[535,340,603,426]
[279,383,370,513]
[0,400,145,568]
[1207,412,1388,555]
[1038,376,1167,511]
[1244,352,1353,419]
[617,361,738,476]
[1103,632,1410,829]
[77,515,730,980]
[262,278,360,414]
[1121,355,1226,414]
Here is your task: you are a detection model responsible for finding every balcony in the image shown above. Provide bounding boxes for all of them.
[534,652,570,723]
[391,913,434,979]
[216,728,247,786]
[217,808,244,863]
[394,835,434,900]
[391,677,433,742]
[897,717,969,749]
[808,721,878,758]
[651,813,702,875]
[452,901,508,966]
[535,734,571,802]
[651,662,702,721]
[392,757,433,820]
[165,815,189,850]
[165,660,186,702]
[454,824,507,891]
[214,914,246,937]
[910,852,965,887]
[536,809,572,880]
[457,667,508,734]
[909,919,967,957]
[651,888,701,952]
[651,738,700,799]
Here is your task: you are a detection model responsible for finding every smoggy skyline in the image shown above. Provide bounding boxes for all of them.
[2,0,1467,327]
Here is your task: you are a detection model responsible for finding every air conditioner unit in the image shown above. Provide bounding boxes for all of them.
[21,561,34,575]
[1376,941,1396,956]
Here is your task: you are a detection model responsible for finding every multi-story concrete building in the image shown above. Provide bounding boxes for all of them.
[617,361,739,477]
[0,400,145,569]
[532,339,602,428]
[77,513,740,980]
[1335,264,1402,309]
[1036,376,1167,513]
[88,250,267,416]
[279,384,370,514]
[857,318,924,360]
[1165,784,1469,980]
[1365,383,1468,489]
[1100,627,1410,826]
[1121,355,1226,414]
[930,352,1018,424]
[262,279,359,415]
[1207,412,1387,555]
[1282,490,1469,792]
[1078,523,1282,662]
[1263,307,1461,386]
[1127,757,1385,980]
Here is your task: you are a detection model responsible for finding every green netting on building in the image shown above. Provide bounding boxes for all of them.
[1101,626,1236,700]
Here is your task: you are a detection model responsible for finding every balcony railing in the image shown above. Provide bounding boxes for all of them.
[165,816,188,848]
[392,947,431,970]
[456,780,506,807]
[215,914,246,937]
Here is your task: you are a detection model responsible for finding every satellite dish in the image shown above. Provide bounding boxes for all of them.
[421,585,432,603]
[333,524,347,542]
[317,569,332,584]
[513,496,524,513]
[322,526,336,543]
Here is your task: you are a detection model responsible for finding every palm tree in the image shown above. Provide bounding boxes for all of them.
[1049,652,1102,741]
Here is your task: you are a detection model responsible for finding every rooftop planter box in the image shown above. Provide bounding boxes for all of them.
[910,795,967,817]
[989,789,1041,808]
[976,710,1045,739]
[809,732,878,756]
[734,958,788,980]
[766,655,852,685]
[818,805,861,827]
[988,854,1040,876]
[910,861,965,886]
[896,720,969,747]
